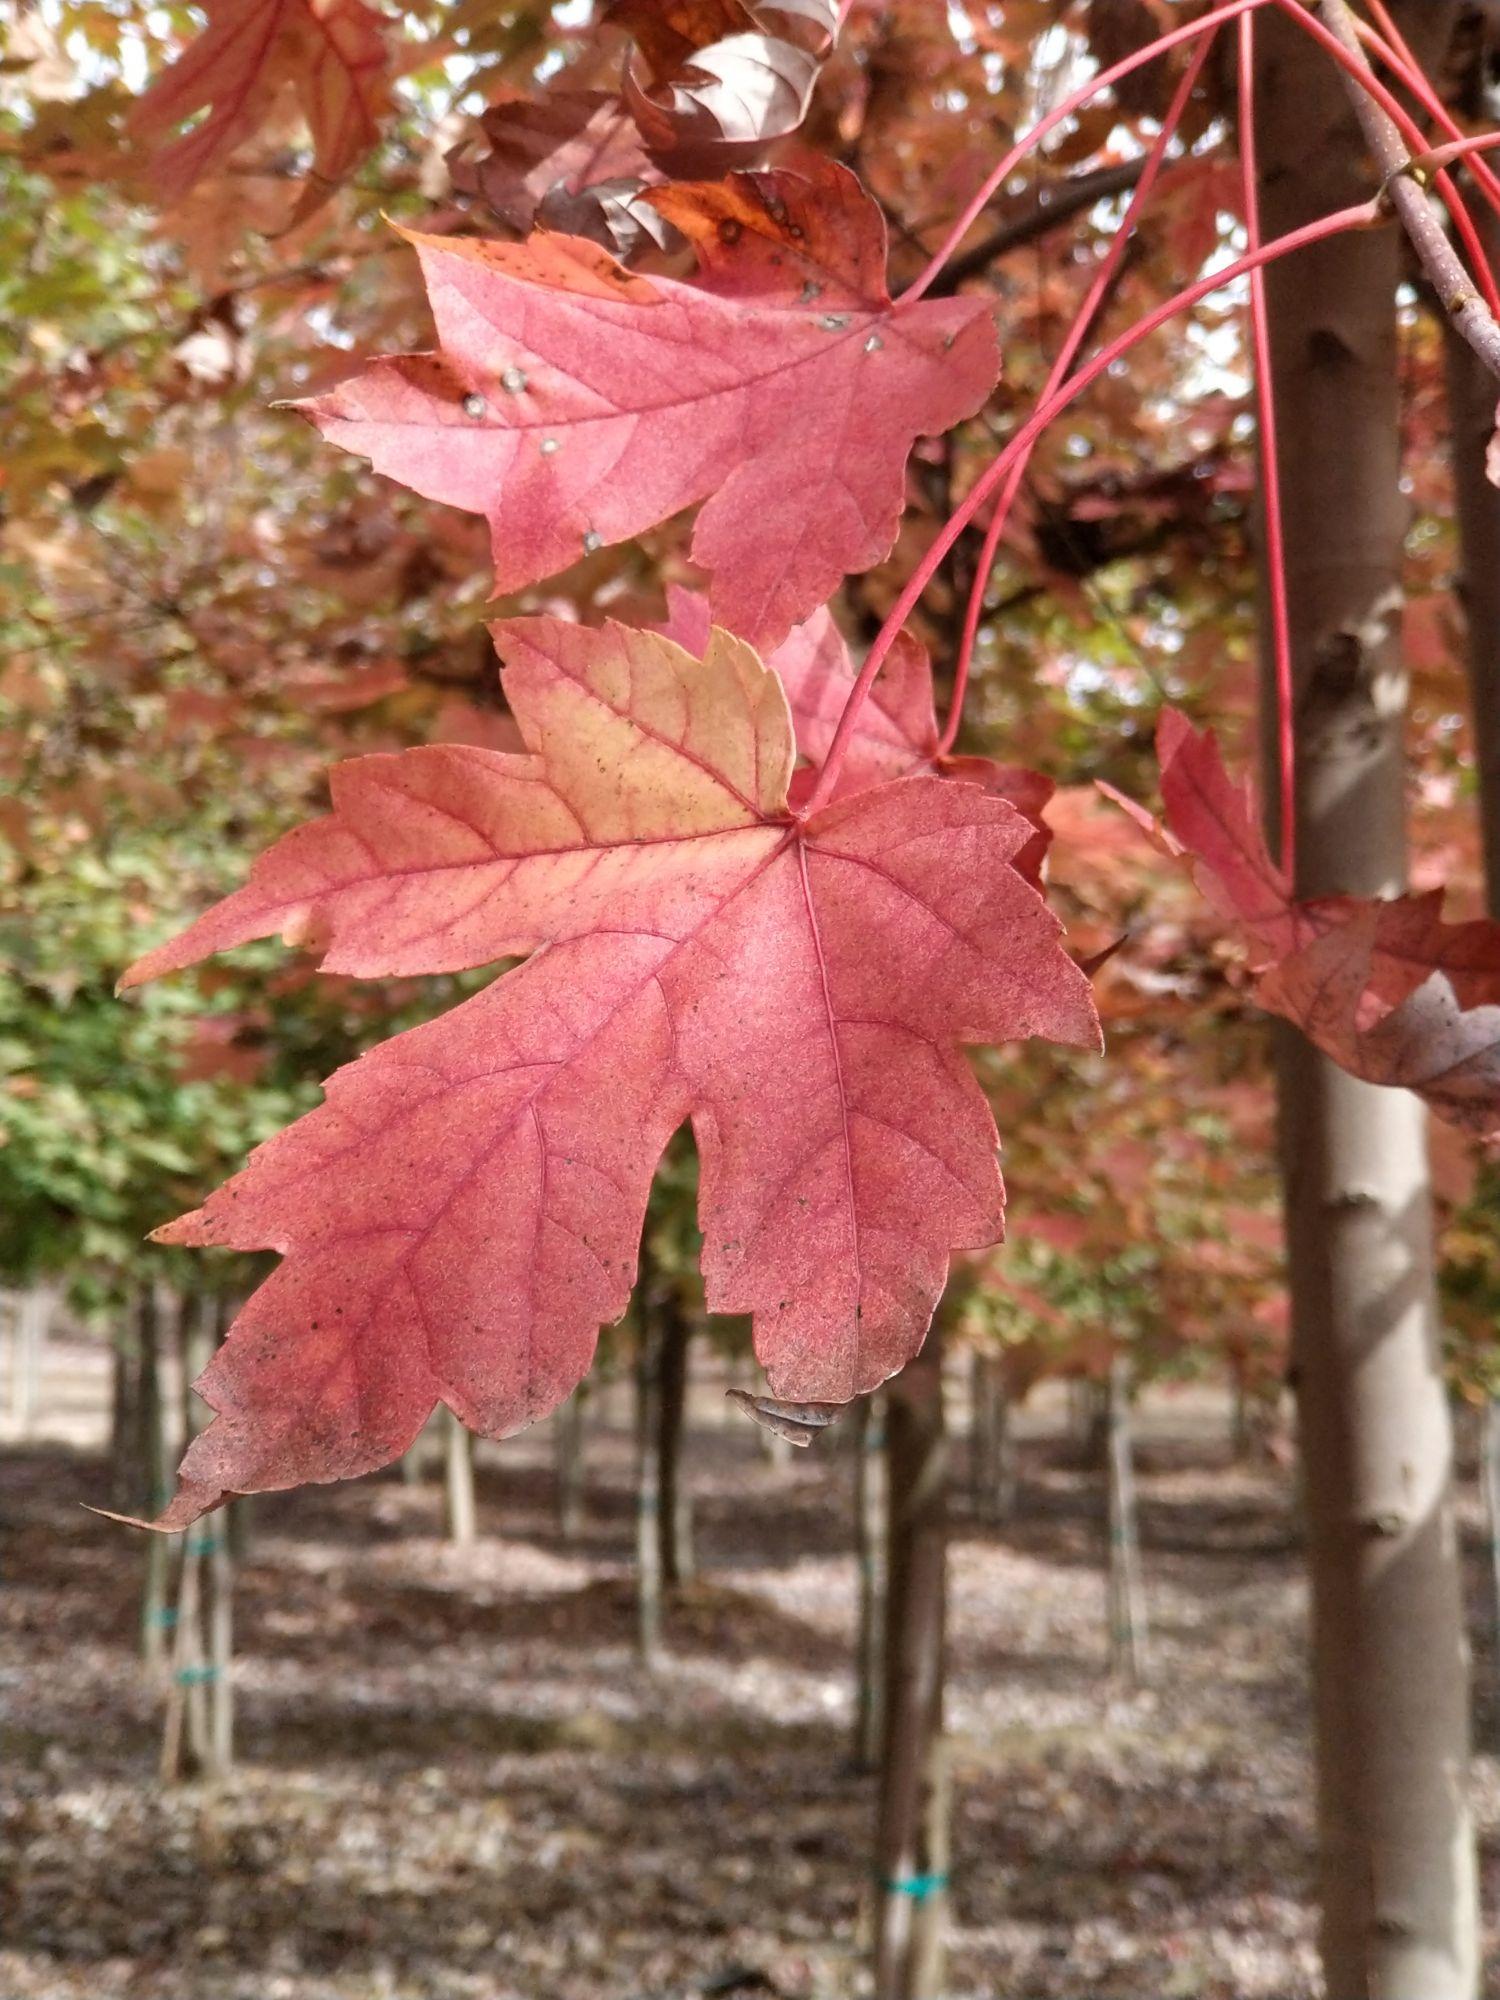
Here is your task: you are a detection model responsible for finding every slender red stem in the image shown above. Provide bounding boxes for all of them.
[1263,0,1500,322]
[935,31,1214,760]
[803,200,1380,817]
[900,0,1264,306]
[1362,0,1500,220]
[904,0,1471,309]
[1412,132,1500,180]
[1238,11,1295,878]
[1353,13,1500,321]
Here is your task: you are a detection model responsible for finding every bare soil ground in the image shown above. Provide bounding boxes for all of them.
[4,1350,1500,1999]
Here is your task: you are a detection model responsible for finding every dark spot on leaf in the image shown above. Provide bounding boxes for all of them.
[462,392,486,418]
[819,314,851,332]
[718,217,744,246]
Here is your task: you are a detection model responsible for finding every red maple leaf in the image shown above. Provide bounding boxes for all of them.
[128,0,393,218]
[123,619,1098,1525]
[1106,709,1500,1135]
[300,160,1001,649]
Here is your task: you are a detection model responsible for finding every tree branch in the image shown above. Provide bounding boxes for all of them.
[929,158,1150,295]
[1314,0,1500,382]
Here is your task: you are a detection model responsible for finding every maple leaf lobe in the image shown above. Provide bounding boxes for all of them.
[301,160,1001,649]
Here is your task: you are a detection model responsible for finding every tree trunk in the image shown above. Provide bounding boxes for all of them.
[162,1296,233,1781]
[443,1407,476,1548]
[968,1352,1016,1524]
[136,1284,172,1670]
[1483,1398,1500,1732]
[555,1382,588,1543]
[401,1413,437,1486]
[213,1296,253,1563]
[175,1289,203,1448]
[1256,13,1478,1993]
[852,1391,888,1770]
[206,1519,234,1776]
[109,1326,141,1513]
[1444,179,1500,1746]
[634,1301,663,1670]
[1104,1355,1147,1685]
[1444,203,1500,904]
[656,1294,693,1590]
[872,1326,948,2000]
[9,1286,48,1438]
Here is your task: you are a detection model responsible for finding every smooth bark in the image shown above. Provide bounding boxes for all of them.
[554,1383,588,1543]
[852,1391,888,1770]
[634,1300,663,1670]
[443,1407,477,1548]
[1104,1356,1148,1686]
[872,1327,948,2000]
[968,1352,1016,1524]
[656,1295,694,1590]
[8,1286,48,1438]
[162,1297,233,1780]
[1484,1400,1500,1728]
[1447,182,1500,1751]
[1256,12,1477,1992]
[1444,201,1500,907]
[136,1284,171,1670]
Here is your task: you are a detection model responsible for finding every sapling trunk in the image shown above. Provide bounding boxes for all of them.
[872,1326,948,2000]
[213,1297,253,1562]
[1104,1355,1147,1686]
[967,1351,990,1517]
[1483,1399,1500,1727]
[634,1297,663,1670]
[968,1352,1015,1524]
[1256,12,1478,1991]
[554,1382,588,1543]
[109,1325,140,1513]
[401,1415,435,1487]
[852,1391,888,1771]
[207,1519,234,1776]
[1445,204,1500,903]
[1230,1363,1250,1464]
[174,1288,203,1448]
[443,1406,477,1548]
[189,1301,234,1775]
[9,1285,47,1438]
[160,1535,202,1783]
[162,1295,233,1780]
[136,1284,171,1670]
[656,1293,693,1590]
[1444,187,1500,1735]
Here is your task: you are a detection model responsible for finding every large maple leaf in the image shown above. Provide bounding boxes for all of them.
[1107,709,1500,1135]
[300,161,1000,650]
[124,619,1098,1525]
[128,0,393,218]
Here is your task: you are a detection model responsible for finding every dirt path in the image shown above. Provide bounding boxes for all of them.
[4,1377,1499,1998]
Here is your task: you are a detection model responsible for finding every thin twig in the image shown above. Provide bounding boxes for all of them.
[930,159,1151,296]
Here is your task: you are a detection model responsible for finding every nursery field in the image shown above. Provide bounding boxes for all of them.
[7,1354,1500,2000]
